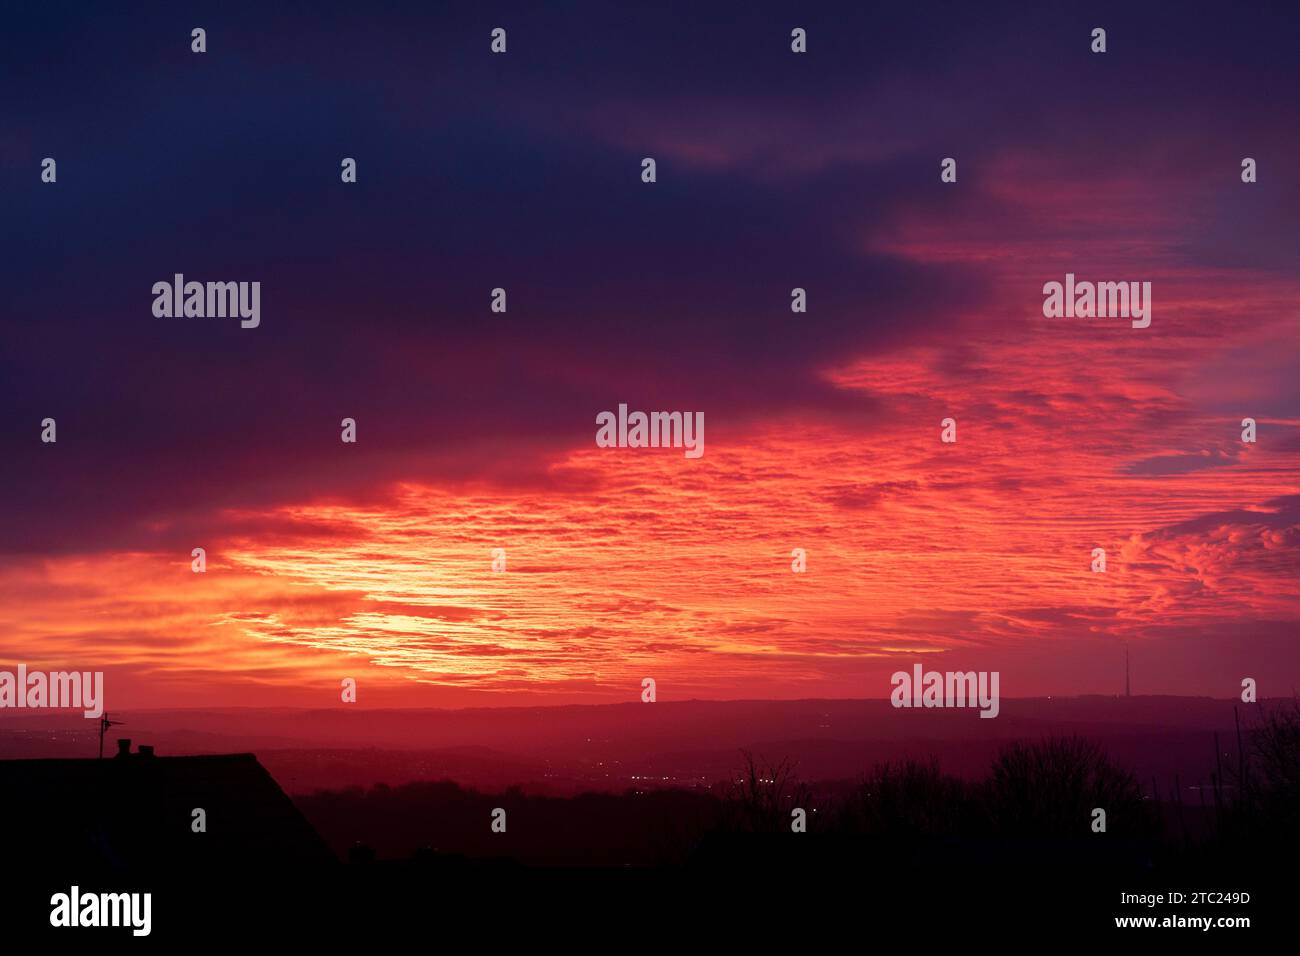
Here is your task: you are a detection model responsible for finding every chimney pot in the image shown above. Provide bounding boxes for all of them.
[115,738,132,757]
[137,745,155,758]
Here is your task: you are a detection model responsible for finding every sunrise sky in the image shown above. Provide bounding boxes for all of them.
[2,1,1298,708]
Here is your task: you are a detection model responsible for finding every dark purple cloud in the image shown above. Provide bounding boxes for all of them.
[2,0,1298,554]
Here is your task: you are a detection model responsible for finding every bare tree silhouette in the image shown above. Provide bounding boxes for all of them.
[983,736,1155,838]
[835,759,969,836]
[1220,698,1300,852]
[717,750,814,833]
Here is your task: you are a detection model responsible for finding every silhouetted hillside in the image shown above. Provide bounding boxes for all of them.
[0,695,1265,795]
[291,703,1300,871]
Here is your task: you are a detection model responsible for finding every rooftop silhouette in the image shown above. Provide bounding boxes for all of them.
[0,740,335,872]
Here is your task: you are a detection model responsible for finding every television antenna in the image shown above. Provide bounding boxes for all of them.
[98,712,125,759]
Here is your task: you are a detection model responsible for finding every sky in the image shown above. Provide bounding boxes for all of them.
[1,1,1298,709]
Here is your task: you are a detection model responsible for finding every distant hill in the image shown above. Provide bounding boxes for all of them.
[0,696,1264,795]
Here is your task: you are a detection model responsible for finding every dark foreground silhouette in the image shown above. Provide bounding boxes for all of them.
[6,704,1294,941]
[293,701,1299,872]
